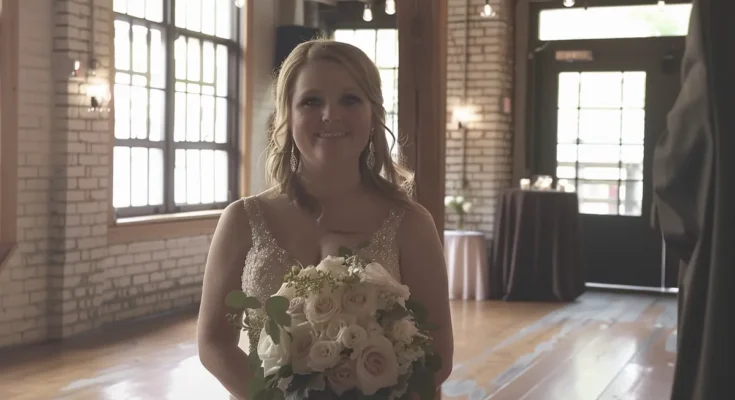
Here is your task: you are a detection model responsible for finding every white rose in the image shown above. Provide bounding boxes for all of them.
[307,340,342,372]
[316,256,347,277]
[353,335,399,395]
[256,326,291,377]
[390,319,419,344]
[364,319,384,337]
[288,297,306,323]
[275,282,296,300]
[362,263,411,301]
[326,359,358,396]
[289,322,317,374]
[342,284,378,317]
[337,324,368,349]
[444,196,453,206]
[305,290,342,325]
[462,202,472,213]
[326,313,357,340]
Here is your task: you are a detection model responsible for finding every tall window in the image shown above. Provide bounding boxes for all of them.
[113,0,240,218]
[333,29,399,157]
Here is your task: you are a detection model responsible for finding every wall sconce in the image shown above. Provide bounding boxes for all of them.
[385,0,396,15]
[563,0,575,7]
[84,79,111,112]
[480,0,496,17]
[362,4,373,22]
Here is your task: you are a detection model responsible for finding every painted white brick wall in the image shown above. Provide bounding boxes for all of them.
[445,0,514,237]
[0,0,277,348]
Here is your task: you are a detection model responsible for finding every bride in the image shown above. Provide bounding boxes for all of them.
[196,39,453,399]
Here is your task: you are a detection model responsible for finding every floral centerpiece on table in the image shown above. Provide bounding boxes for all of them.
[444,195,472,230]
[225,247,442,400]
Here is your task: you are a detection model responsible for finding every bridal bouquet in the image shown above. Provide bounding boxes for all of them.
[225,248,442,400]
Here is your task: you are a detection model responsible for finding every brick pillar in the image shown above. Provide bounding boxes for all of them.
[445,0,514,237]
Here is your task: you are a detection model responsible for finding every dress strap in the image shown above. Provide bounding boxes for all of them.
[371,207,407,246]
[242,196,270,246]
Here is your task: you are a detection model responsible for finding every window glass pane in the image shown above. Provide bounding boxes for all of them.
[114,84,130,139]
[148,149,164,206]
[579,72,622,108]
[578,180,619,215]
[127,0,145,18]
[186,149,202,204]
[113,0,127,13]
[113,147,131,208]
[353,30,376,61]
[203,41,216,84]
[215,97,227,144]
[174,92,186,142]
[621,144,644,164]
[556,109,578,144]
[334,30,355,45]
[146,0,163,22]
[150,29,165,89]
[175,36,187,80]
[556,165,576,179]
[203,85,215,96]
[132,74,147,87]
[187,93,201,142]
[579,165,620,180]
[380,69,396,112]
[539,4,692,41]
[132,25,148,74]
[114,21,131,71]
[557,72,580,109]
[149,89,165,142]
[214,150,229,202]
[188,38,201,81]
[201,94,215,142]
[200,150,215,204]
[216,45,228,97]
[175,0,187,28]
[175,150,187,203]
[216,0,232,39]
[556,144,577,163]
[131,86,148,139]
[115,72,131,84]
[187,0,202,32]
[621,163,643,180]
[619,181,643,216]
[623,71,646,108]
[579,109,621,144]
[130,147,149,207]
[621,109,645,144]
[577,144,621,163]
[375,30,398,68]
[202,0,216,35]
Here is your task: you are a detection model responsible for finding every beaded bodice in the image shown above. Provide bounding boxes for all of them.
[237,196,405,352]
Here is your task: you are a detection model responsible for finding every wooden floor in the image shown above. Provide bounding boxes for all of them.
[0,291,677,400]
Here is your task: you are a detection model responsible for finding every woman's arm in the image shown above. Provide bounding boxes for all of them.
[398,203,454,386]
[197,199,254,400]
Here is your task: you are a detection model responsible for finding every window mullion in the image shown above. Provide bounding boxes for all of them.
[164,0,177,214]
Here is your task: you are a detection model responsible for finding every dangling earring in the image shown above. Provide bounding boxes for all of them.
[290,149,298,172]
[366,136,376,169]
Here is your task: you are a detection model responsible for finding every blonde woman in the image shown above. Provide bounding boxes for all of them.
[197,39,453,399]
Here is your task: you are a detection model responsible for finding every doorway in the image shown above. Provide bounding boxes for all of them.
[528,2,690,288]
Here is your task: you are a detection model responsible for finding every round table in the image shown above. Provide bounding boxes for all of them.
[444,230,489,300]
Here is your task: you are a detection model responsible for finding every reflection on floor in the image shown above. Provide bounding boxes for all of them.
[0,291,676,400]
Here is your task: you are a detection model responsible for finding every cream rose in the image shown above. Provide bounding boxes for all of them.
[326,313,358,340]
[337,324,368,349]
[289,322,316,374]
[354,335,399,395]
[316,256,347,278]
[362,263,411,301]
[298,266,318,279]
[342,284,378,316]
[305,290,342,325]
[364,320,384,337]
[275,282,296,300]
[390,319,419,344]
[326,360,358,396]
[307,340,342,372]
[256,325,292,377]
[288,297,306,323]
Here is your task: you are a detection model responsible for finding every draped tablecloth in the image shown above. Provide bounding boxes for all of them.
[444,230,489,300]
[489,189,585,301]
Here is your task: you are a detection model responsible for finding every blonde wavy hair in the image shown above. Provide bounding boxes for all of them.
[265,39,415,212]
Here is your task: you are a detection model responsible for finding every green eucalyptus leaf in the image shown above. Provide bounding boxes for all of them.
[274,311,292,327]
[278,364,293,378]
[266,296,290,317]
[268,388,286,400]
[226,291,262,310]
[338,246,353,258]
[405,298,428,322]
[247,350,262,371]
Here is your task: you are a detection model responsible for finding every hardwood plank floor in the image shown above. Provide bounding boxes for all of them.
[0,292,677,400]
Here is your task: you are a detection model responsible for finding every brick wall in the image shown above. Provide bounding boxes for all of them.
[0,0,279,349]
[445,0,514,237]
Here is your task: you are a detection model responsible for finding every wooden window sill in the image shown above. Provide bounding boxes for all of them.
[0,242,17,272]
[108,210,223,245]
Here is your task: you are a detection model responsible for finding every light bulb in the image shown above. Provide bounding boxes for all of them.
[385,0,396,15]
[657,0,665,9]
[563,0,574,7]
[362,5,373,22]
[234,0,245,8]
[481,3,492,17]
